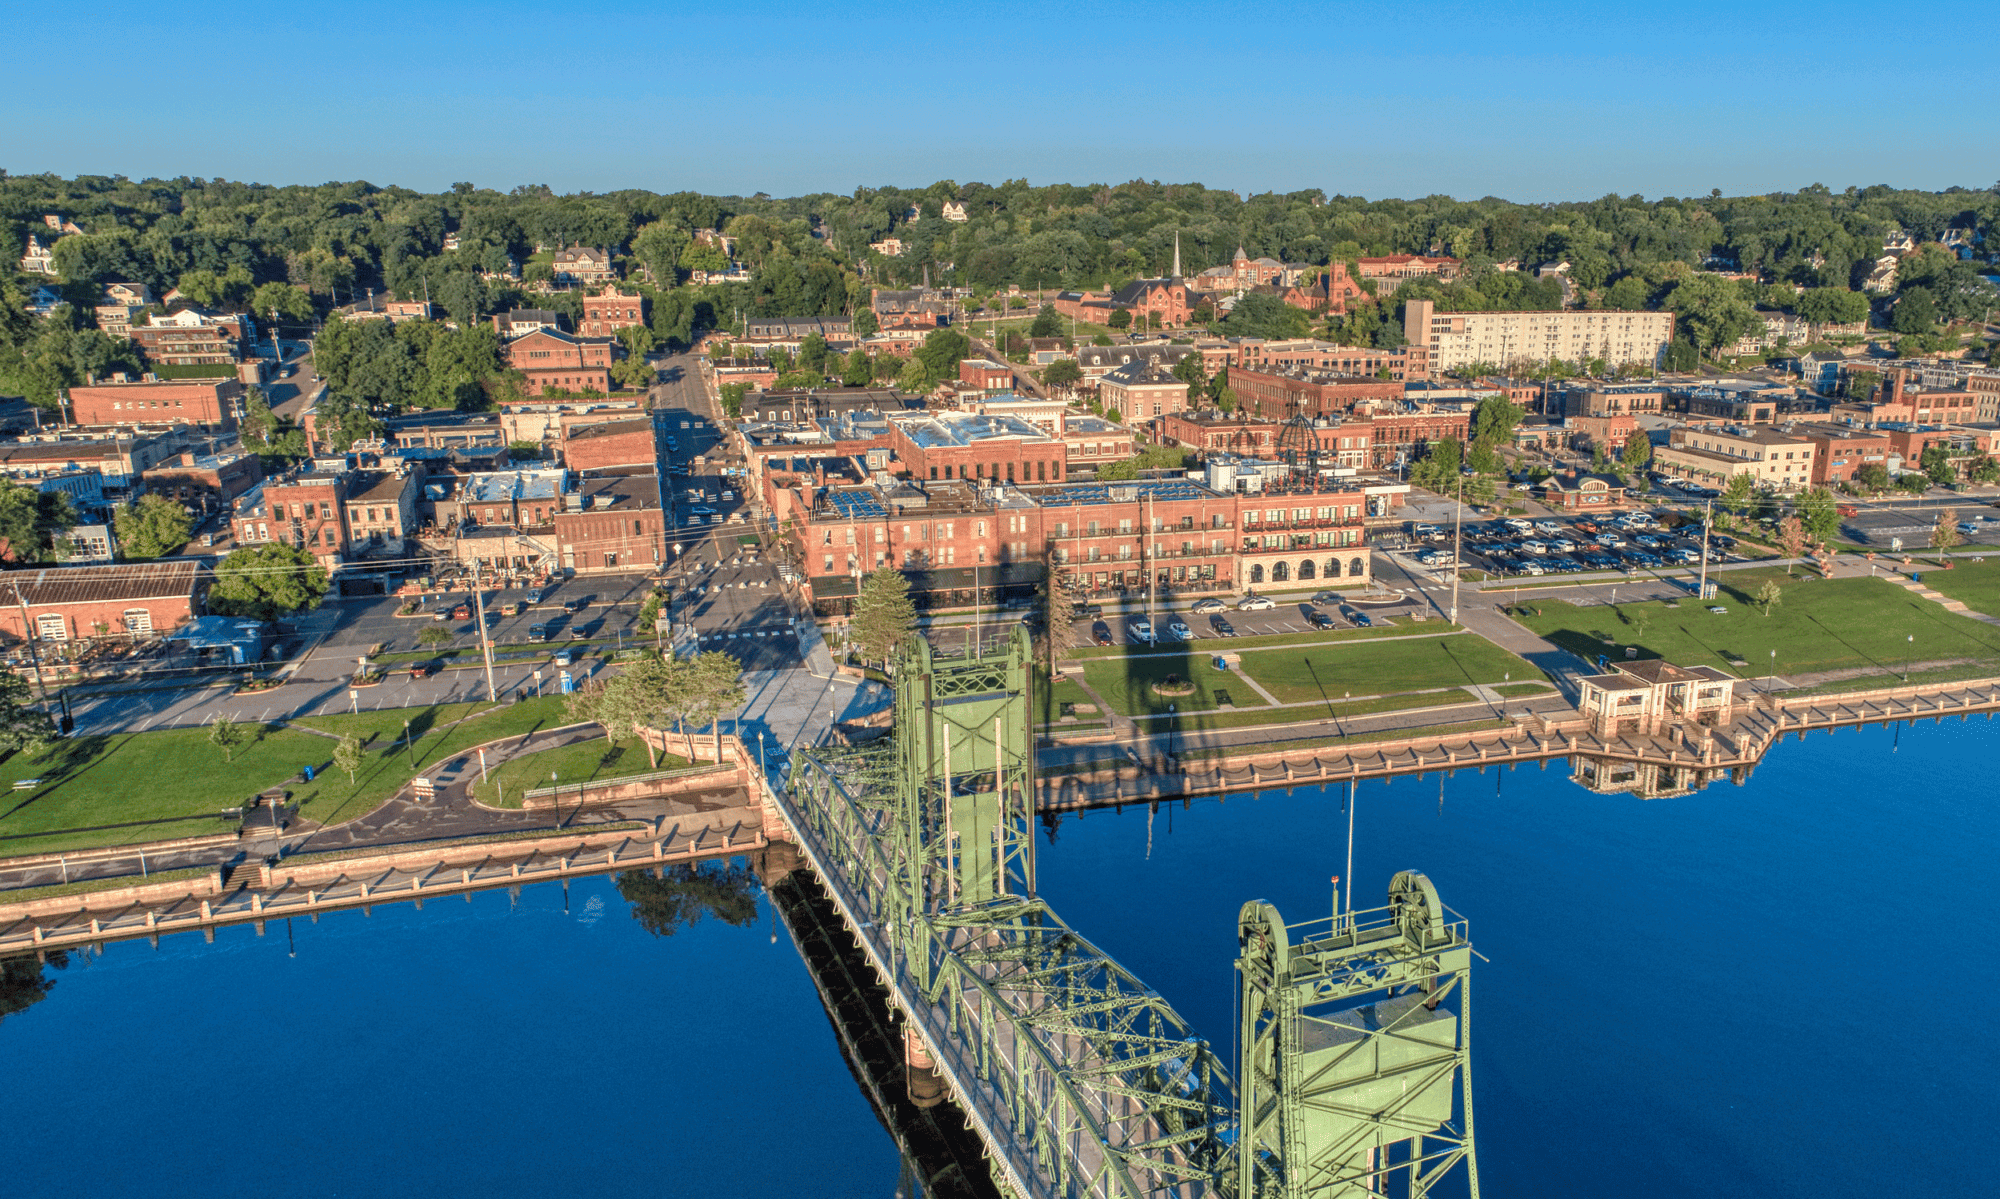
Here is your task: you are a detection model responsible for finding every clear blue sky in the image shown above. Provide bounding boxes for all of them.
[11,0,1994,201]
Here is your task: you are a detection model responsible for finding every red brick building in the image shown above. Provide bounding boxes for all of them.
[562,417,657,472]
[958,358,1014,390]
[69,379,245,429]
[1108,278,1197,328]
[580,290,646,338]
[1801,424,1893,486]
[1356,254,1462,294]
[503,328,616,396]
[555,473,665,574]
[0,560,200,643]
[1359,409,1472,470]
[141,450,264,514]
[1229,365,1403,421]
[235,469,350,569]
[888,412,1067,485]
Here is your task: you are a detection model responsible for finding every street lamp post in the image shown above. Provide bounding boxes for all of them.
[551,770,561,828]
[1905,634,1914,682]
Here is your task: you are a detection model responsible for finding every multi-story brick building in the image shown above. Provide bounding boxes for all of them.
[94,282,154,337]
[1403,298,1674,373]
[503,328,616,395]
[129,309,250,366]
[1189,247,1289,292]
[888,411,1067,485]
[555,472,665,574]
[423,469,566,532]
[0,560,200,643]
[1356,254,1461,295]
[871,288,949,329]
[1800,424,1894,486]
[1108,278,1197,328]
[234,469,351,569]
[341,469,424,560]
[0,433,186,494]
[561,417,657,472]
[68,379,244,430]
[580,290,646,337]
[1099,361,1190,422]
[958,358,1014,391]
[493,309,564,339]
[140,450,264,514]
[499,398,643,445]
[1228,365,1402,421]
[1058,414,1135,469]
[1075,343,1196,386]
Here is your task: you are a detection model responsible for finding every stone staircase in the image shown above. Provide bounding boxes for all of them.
[1892,575,2000,626]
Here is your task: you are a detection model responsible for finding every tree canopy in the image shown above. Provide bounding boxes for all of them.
[207,542,330,620]
[113,494,193,559]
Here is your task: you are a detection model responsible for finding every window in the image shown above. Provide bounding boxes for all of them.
[634,520,643,536]
[35,614,66,641]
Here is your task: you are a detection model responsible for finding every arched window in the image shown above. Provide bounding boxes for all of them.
[1325,558,1341,579]
[1250,563,1265,584]
[1348,557,1366,577]
[1272,561,1290,582]
[1299,559,1316,580]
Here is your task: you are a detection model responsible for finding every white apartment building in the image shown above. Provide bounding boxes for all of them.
[1403,298,1674,372]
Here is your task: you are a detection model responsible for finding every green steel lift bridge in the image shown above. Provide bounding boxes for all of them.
[779,627,1480,1199]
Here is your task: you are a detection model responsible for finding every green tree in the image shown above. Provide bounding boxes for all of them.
[851,566,918,666]
[113,494,193,560]
[1853,462,1891,493]
[1920,445,1958,487]
[251,282,315,324]
[914,327,970,382]
[1754,578,1783,618]
[1795,487,1840,547]
[664,650,746,761]
[0,672,55,756]
[417,624,454,649]
[1622,433,1652,472]
[896,358,933,394]
[1029,305,1063,337]
[1719,472,1756,525]
[1041,358,1082,396]
[208,542,331,620]
[841,347,872,386]
[1107,308,1132,330]
[1967,456,2000,485]
[851,307,879,337]
[1932,508,1962,551]
[209,715,249,763]
[1891,287,1939,335]
[332,734,364,784]
[0,480,77,563]
[718,381,747,418]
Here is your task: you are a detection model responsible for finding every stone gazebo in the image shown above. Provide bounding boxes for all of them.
[1576,658,1740,737]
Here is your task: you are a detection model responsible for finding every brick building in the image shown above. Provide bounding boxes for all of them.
[0,434,186,493]
[580,290,646,337]
[341,469,424,560]
[562,417,657,472]
[503,328,616,395]
[958,358,1014,391]
[128,309,251,365]
[888,412,1066,485]
[68,379,245,430]
[140,450,264,514]
[1189,247,1289,292]
[1075,344,1196,386]
[552,247,616,286]
[870,288,949,329]
[0,560,200,644]
[1404,298,1673,373]
[1099,361,1190,422]
[1228,365,1402,421]
[556,473,665,574]
[499,399,643,445]
[1800,424,1894,486]
[234,469,351,569]
[1355,254,1461,295]
[1108,278,1197,328]
[493,309,564,338]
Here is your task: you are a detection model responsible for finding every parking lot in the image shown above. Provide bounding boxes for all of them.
[1396,509,1749,579]
[1056,592,1415,650]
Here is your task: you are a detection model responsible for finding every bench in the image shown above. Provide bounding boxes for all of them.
[12,779,42,789]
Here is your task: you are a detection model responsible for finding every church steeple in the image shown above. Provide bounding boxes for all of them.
[1172,231,1182,279]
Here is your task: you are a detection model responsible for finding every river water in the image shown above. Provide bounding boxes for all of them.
[5,716,1997,1198]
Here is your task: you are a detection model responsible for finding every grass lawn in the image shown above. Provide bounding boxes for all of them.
[1066,622,1444,660]
[1492,682,1556,697]
[1513,569,2000,678]
[469,734,695,809]
[1236,634,1539,704]
[1078,655,1267,720]
[1917,559,2000,618]
[1035,672,1097,725]
[1133,687,1485,733]
[0,696,589,856]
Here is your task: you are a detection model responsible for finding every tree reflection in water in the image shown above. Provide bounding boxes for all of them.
[0,950,69,1026]
[615,862,761,937]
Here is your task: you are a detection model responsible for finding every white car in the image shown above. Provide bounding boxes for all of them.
[1191,598,1227,614]
[1167,621,1192,640]
[1504,518,1533,532]
[1238,595,1276,611]
[1520,540,1548,555]
[1129,620,1157,644]
[1533,520,1562,534]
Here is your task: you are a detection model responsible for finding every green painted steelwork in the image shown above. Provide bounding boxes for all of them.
[786,627,1478,1199]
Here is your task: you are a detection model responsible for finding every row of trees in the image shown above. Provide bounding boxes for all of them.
[565,649,746,766]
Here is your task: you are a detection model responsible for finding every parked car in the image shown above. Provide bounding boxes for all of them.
[409,662,438,680]
[1311,591,1344,605]
[1210,616,1237,637]
[1532,519,1562,534]
[1191,598,1227,614]
[527,624,548,642]
[1167,621,1192,640]
[501,601,523,617]
[448,604,472,620]
[1503,518,1533,532]
[1238,595,1276,611]
[553,650,573,667]
[526,589,545,605]
[1092,622,1113,646]
[1308,611,1336,629]
[563,598,585,613]
[1129,620,1157,644]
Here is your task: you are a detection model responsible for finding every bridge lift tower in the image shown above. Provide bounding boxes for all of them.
[788,626,1480,1199]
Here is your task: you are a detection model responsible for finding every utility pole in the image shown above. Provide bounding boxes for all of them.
[1448,469,1465,624]
[1697,498,1713,601]
[470,560,499,702]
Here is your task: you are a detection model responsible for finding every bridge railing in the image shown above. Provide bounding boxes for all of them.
[784,748,1234,1199]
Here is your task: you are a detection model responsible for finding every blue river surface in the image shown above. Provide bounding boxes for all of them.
[4,714,1997,1198]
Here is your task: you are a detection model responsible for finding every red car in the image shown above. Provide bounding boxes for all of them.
[449,604,471,620]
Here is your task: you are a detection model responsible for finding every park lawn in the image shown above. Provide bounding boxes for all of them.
[1034,672,1097,725]
[1492,682,1556,697]
[1079,654,1267,720]
[1236,633,1540,704]
[1132,687,1487,733]
[1916,558,2000,618]
[288,696,582,827]
[0,723,332,853]
[1512,569,2000,678]
[1066,622,1446,660]
[470,734,695,809]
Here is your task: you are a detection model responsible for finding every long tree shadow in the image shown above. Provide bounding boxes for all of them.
[0,733,124,821]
